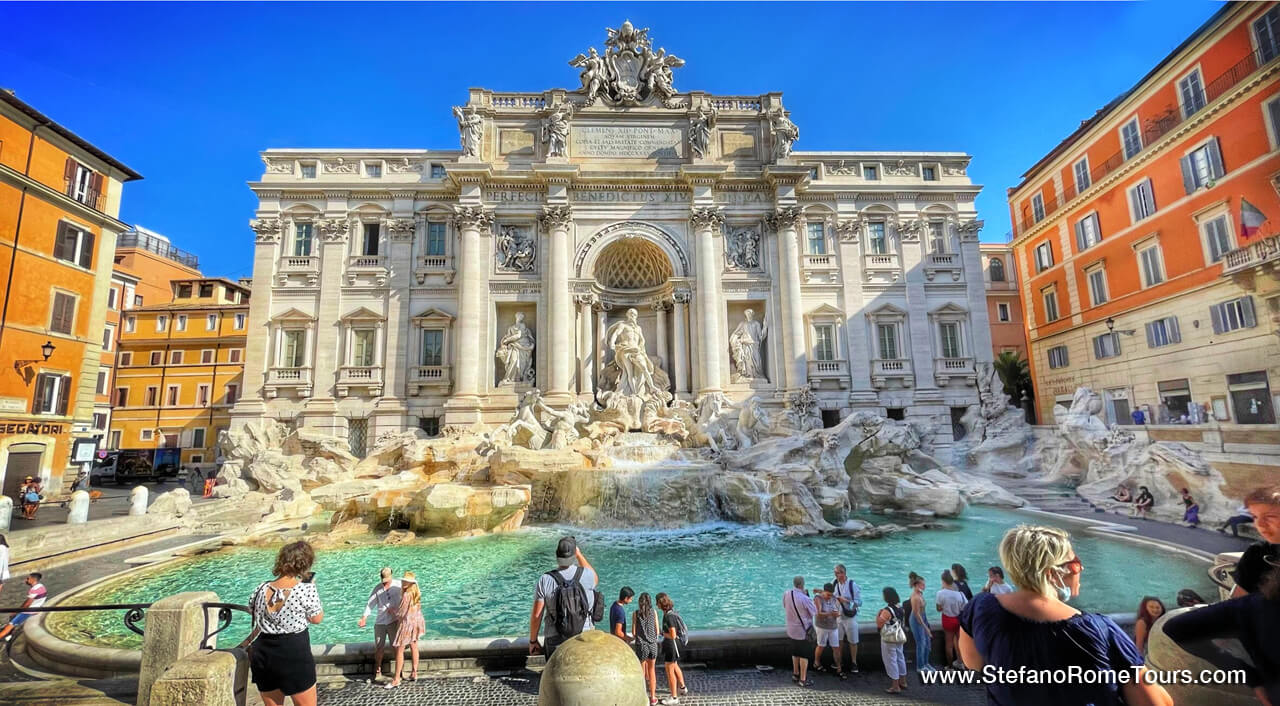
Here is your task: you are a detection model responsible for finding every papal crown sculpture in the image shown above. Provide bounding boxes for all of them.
[569,20,686,108]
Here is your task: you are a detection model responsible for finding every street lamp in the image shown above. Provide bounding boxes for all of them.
[40,340,55,360]
[1105,317,1115,333]
[12,340,56,373]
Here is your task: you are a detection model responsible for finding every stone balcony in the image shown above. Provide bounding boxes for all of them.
[934,356,976,386]
[266,366,312,398]
[346,255,388,286]
[924,252,963,282]
[1222,233,1280,290]
[409,365,452,395]
[337,366,383,397]
[870,358,914,389]
[862,253,901,284]
[801,253,840,284]
[414,254,456,285]
[276,256,319,287]
[806,359,849,389]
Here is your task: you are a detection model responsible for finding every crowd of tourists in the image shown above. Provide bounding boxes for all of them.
[233,482,1278,706]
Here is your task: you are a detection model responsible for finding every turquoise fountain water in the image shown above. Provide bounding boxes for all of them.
[51,507,1214,649]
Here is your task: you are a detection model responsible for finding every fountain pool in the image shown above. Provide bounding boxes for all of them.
[49,507,1214,649]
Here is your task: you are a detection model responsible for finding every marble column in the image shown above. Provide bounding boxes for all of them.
[769,206,807,390]
[451,206,493,399]
[653,299,668,381]
[672,290,690,394]
[577,294,595,394]
[691,207,725,394]
[541,206,574,399]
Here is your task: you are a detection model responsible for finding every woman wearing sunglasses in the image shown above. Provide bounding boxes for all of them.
[956,525,1172,706]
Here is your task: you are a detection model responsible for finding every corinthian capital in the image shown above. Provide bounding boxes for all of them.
[894,217,923,242]
[765,206,804,232]
[955,219,985,240]
[386,218,415,241]
[316,218,350,242]
[250,218,282,242]
[539,205,574,232]
[452,205,494,231]
[689,206,725,232]
[835,215,864,243]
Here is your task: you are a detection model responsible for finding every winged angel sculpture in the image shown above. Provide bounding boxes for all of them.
[569,21,685,107]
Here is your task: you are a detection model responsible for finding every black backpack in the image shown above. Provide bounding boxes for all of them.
[545,567,604,638]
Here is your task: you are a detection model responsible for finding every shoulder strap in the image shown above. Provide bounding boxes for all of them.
[788,590,808,628]
[545,569,570,589]
[572,566,583,586]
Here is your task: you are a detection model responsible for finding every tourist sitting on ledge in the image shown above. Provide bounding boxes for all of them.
[1219,503,1255,538]
[1133,486,1155,519]
[1112,485,1132,503]
[958,525,1173,706]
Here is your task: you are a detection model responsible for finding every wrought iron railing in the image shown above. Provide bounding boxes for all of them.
[3,602,253,649]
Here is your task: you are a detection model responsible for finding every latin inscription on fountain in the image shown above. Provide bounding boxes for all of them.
[573,126,683,158]
[499,129,536,155]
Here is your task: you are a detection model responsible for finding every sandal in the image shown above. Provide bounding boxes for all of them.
[837,671,848,680]
[886,687,902,693]
[679,684,689,695]
[798,679,814,687]
[792,673,800,683]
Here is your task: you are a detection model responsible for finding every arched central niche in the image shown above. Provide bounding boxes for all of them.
[574,221,690,281]
[593,237,673,290]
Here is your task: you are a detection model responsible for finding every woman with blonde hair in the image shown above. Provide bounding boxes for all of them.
[957,525,1172,706]
[385,571,425,689]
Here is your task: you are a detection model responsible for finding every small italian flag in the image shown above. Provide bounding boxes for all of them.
[1240,198,1267,240]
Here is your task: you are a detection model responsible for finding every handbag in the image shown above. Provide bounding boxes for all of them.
[789,590,816,642]
[880,605,907,645]
[838,579,858,619]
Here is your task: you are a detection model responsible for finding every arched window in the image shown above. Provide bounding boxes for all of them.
[989,257,1006,282]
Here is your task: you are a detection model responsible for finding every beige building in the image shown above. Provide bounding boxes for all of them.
[233,24,994,456]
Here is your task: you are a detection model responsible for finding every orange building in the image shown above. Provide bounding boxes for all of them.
[0,89,141,498]
[1008,2,1280,426]
[109,278,248,473]
[979,242,1028,362]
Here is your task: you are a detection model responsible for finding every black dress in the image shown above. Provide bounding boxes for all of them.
[249,580,321,695]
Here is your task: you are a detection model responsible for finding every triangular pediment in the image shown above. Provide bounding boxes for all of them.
[930,302,968,316]
[867,302,908,317]
[412,307,456,324]
[340,306,385,323]
[805,303,845,320]
[270,307,315,323]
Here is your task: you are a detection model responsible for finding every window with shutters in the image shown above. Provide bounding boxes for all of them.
[170,350,183,365]
[1201,214,1235,263]
[1137,242,1164,288]
[119,352,132,366]
[64,159,103,209]
[363,223,380,256]
[1210,296,1257,334]
[192,428,207,448]
[1093,332,1121,359]
[1120,118,1142,159]
[197,384,210,407]
[876,323,900,359]
[1086,266,1108,306]
[1145,316,1181,348]
[149,351,162,366]
[813,325,836,361]
[1178,68,1207,118]
[1047,345,1070,369]
[1074,213,1101,251]
[225,383,240,405]
[997,302,1011,322]
[177,284,192,298]
[115,387,129,407]
[989,257,1006,282]
[1256,5,1280,62]
[928,220,947,253]
[420,329,444,366]
[1031,194,1045,223]
[938,322,963,359]
[293,223,314,257]
[125,315,136,333]
[1034,241,1054,272]
[31,373,70,415]
[96,369,108,395]
[1073,157,1091,194]
[156,315,168,332]
[49,291,76,334]
[867,221,888,254]
[351,329,376,367]
[53,222,95,269]
[229,348,242,363]
[206,314,217,330]
[1181,138,1225,192]
[806,222,827,254]
[102,324,113,351]
[281,330,306,368]
[107,287,118,310]
[1267,96,1280,150]
[176,314,187,332]
[1127,179,1157,222]
[234,313,246,330]
[144,386,158,406]
[426,222,447,256]
[165,385,179,406]
[201,349,214,364]
[1042,286,1060,322]
[196,282,212,298]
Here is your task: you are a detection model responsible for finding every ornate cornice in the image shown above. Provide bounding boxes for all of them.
[539,205,574,232]
[321,158,357,174]
[689,206,725,232]
[316,218,350,242]
[452,205,494,230]
[765,206,804,232]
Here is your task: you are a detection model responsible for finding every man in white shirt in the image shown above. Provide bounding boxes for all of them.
[357,567,402,682]
[832,564,862,673]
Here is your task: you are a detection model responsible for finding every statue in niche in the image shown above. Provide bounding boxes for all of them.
[768,107,799,161]
[689,105,717,159]
[541,102,573,158]
[606,308,659,399]
[495,312,535,385]
[453,106,483,158]
[729,309,768,382]
[598,307,674,430]
[496,225,536,272]
[725,226,760,270]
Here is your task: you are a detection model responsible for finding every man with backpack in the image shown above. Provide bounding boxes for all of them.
[529,536,602,658]
[832,563,862,673]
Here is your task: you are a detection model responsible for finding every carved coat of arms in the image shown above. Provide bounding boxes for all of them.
[569,21,685,108]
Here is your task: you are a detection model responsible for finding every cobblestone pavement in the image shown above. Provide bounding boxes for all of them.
[317,667,986,705]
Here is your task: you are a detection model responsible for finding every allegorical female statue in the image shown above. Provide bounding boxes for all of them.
[496,312,535,384]
[729,308,767,381]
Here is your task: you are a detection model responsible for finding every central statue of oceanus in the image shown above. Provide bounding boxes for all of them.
[598,308,674,431]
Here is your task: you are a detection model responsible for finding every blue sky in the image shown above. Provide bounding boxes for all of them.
[5,1,1220,279]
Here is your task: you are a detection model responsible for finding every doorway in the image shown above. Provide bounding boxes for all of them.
[3,450,43,501]
[1104,388,1131,425]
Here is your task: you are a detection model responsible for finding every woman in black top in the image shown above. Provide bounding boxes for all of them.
[950,564,974,601]
[1165,545,1280,705]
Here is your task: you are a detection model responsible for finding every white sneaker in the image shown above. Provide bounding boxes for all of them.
[661,698,679,705]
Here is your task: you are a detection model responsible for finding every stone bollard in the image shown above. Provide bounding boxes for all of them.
[1147,608,1255,706]
[0,496,11,532]
[130,486,149,516]
[149,648,247,706]
[138,591,220,706]
[537,630,647,706]
[66,490,90,524]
